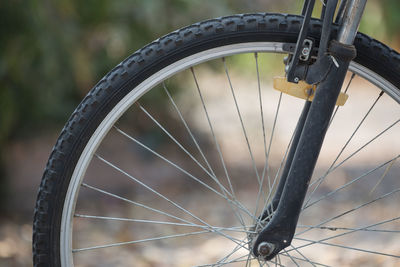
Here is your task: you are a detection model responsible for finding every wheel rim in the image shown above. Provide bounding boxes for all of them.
[61,42,400,266]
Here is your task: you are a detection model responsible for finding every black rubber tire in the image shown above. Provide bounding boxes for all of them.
[33,13,400,266]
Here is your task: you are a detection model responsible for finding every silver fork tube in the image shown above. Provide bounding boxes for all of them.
[337,0,368,44]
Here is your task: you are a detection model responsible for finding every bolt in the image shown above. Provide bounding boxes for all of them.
[257,242,275,257]
[285,65,289,73]
[294,77,299,83]
[301,47,310,56]
[283,56,289,65]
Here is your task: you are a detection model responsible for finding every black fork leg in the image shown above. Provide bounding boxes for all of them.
[252,0,366,260]
[260,100,311,221]
[253,48,355,260]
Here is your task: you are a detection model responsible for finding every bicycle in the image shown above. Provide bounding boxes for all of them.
[33,0,400,266]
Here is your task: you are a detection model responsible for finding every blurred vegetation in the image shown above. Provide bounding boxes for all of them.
[0,0,399,209]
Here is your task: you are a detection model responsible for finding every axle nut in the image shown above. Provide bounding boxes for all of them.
[257,242,275,257]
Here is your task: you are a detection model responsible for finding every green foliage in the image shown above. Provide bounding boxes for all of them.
[0,0,398,181]
[381,0,400,45]
[0,0,291,142]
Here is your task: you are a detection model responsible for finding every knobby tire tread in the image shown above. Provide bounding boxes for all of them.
[32,13,400,266]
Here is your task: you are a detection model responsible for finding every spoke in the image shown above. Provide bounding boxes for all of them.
[73,230,210,253]
[162,82,220,189]
[280,248,331,267]
[304,91,385,206]
[114,126,220,197]
[265,92,283,201]
[245,252,252,267]
[162,82,214,170]
[223,57,267,231]
[370,157,397,194]
[113,126,255,221]
[190,67,258,241]
[75,214,202,227]
[219,255,256,266]
[266,100,302,201]
[191,67,238,205]
[136,102,231,197]
[216,239,253,266]
[255,92,284,227]
[282,249,300,267]
[307,118,400,197]
[289,244,317,267]
[196,255,256,267]
[277,254,283,267]
[256,103,298,227]
[271,259,285,267]
[254,52,269,221]
[297,224,400,234]
[327,73,355,128]
[293,237,400,259]
[79,185,251,247]
[94,154,246,246]
[289,216,400,254]
[74,214,255,233]
[303,155,400,210]
[136,98,249,228]
[223,57,262,185]
[296,188,400,237]
[91,156,245,246]
[215,238,250,265]
[81,183,203,228]
[196,237,251,266]
[295,188,400,240]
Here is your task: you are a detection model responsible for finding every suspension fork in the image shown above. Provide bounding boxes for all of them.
[252,0,367,260]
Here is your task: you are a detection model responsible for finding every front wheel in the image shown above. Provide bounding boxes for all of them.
[33,13,400,266]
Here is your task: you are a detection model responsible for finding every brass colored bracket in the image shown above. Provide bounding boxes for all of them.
[273,77,348,106]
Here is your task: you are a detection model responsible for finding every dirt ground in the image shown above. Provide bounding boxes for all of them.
[1,65,399,266]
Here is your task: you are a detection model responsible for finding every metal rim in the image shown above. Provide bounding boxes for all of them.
[59,41,400,266]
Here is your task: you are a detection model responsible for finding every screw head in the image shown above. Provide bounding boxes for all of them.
[301,47,310,56]
[283,56,289,65]
[257,242,275,257]
[285,65,289,73]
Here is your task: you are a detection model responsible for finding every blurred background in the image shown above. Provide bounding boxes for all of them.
[0,0,399,266]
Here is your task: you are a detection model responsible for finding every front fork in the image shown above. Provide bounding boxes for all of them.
[252,0,367,260]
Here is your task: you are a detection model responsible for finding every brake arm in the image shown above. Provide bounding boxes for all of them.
[286,0,316,83]
[283,43,336,85]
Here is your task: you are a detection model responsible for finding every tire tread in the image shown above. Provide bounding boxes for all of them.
[33,12,400,266]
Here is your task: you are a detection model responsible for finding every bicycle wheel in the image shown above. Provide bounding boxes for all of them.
[33,13,400,266]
